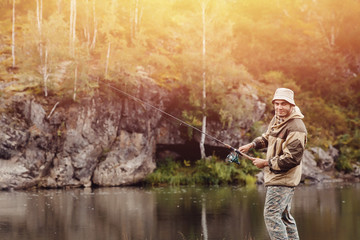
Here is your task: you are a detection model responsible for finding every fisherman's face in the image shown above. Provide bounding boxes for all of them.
[273,100,293,118]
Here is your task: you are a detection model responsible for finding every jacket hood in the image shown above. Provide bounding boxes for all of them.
[287,106,304,120]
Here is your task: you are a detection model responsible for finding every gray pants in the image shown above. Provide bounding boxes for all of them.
[264,186,299,240]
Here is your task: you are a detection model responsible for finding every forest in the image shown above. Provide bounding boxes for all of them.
[1,0,360,173]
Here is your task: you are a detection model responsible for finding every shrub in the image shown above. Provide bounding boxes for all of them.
[335,129,360,172]
[144,156,258,186]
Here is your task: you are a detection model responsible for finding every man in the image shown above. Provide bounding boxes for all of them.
[239,88,307,240]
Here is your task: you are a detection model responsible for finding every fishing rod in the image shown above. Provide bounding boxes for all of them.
[101,81,254,164]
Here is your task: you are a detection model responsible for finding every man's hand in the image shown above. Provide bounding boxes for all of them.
[251,158,268,169]
[238,143,254,153]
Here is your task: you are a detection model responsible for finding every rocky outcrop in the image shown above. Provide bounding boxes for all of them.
[301,148,334,183]
[0,78,167,189]
[300,146,360,183]
[0,81,266,190]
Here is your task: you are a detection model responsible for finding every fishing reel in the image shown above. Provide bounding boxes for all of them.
[225,150,241,165]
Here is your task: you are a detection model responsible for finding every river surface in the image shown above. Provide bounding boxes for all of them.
[0,182,359,240]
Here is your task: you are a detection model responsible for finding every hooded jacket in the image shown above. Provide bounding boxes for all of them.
[252,106,307,187]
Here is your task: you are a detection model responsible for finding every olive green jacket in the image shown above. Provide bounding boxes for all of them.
[252,106,307,187]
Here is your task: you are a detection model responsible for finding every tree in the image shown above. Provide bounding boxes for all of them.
[11,0,15,68]
[73,64,77,100]
[105,42,110,78]
[167,0,251,155]
[200,0,209,159]
[69,0,76,57]
[130,0,143,44]
[36,0,49,96]
[89,0,97,50]
[36,0,43,59]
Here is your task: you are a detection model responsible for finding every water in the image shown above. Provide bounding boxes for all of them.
[0,182,359,240]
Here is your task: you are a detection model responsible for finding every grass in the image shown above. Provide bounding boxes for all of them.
[144,155,259,186]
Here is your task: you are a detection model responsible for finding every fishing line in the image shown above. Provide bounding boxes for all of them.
[101,81,254,163]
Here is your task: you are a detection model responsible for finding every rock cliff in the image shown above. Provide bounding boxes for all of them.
[0,81,265,190]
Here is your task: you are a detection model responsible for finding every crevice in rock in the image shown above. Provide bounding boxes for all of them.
[156,140,232,162]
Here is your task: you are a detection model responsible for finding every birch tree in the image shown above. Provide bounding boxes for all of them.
[102,0,123,79]
[90,0,97,50]
[130,0,143,43]
[36,0,43,60]
[73,65,78,101]
[69,0,77,57]
[57,0,63,13]
[36,0,48,96]
[84,0,90,51]
[105,42,110,77]
[69,0,73,54]
[72,0,77,55]
[199,0,209,159]
[43,47,49,96]
[11,0,15,68]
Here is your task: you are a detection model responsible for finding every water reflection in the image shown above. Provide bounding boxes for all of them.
[0,183,359,240]
[294,183,360,240]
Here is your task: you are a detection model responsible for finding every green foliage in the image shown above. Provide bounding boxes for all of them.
[261,71,300,93]
[300,98,349,147]
[145,156,258,186]
[144,157,189,186]
[249,121,265,141]
[336,155,354,173]
[335,129,360,171]
[216,88,254,129]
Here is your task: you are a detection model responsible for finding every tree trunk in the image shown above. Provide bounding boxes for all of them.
[11,0,15,68]
[73,65,78,101]
[69,0,77,56]
[43,47,48,97]
[134,0,139,34]
[137,0,144,34]
[90,0,97,50]
[200,1,207,159]
[37,0,47,97]
[84,0,90,51]
[72,0,77,56]
[130,0,143,43]
[69,0,73,53]
[105,42,111,78]
[130,0,138,42]
[36,0,43,61]
[330,25,335,46]
[57,0,62,13]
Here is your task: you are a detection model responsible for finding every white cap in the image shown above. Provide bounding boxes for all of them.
[272,88,295,105]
